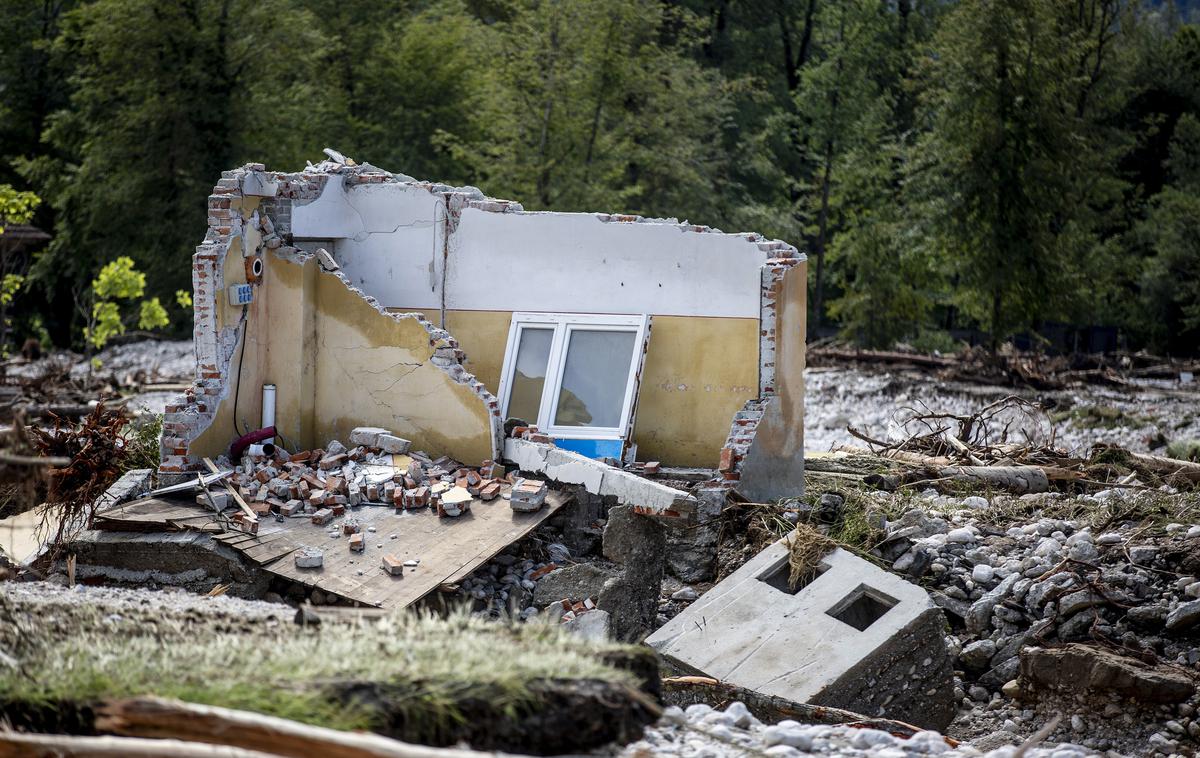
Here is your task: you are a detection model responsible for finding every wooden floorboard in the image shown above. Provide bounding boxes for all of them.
[79,487,567,610]
[264,490,568,609]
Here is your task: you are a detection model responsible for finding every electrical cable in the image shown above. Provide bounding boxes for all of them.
[231,303,250,437]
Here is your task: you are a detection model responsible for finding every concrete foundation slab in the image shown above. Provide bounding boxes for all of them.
[646,539,955,730]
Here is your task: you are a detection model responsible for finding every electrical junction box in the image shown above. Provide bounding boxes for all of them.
[227,283,254,306]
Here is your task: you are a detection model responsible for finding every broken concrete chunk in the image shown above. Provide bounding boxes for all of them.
[1019,643,1195,703]
[342,518,362,535]
[533,563,618,609]
[438,486,472,517]
[349,426,392,448]
[377,434,411,454]
[563,609,612,642]
[315,247,339,271]
[294,547,324,569]
[510,478,548,512]
[647,541,955,731]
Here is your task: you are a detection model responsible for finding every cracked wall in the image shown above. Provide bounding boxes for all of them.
[281,167,802,467]
[164,157,804,480]
[161,164,499,473]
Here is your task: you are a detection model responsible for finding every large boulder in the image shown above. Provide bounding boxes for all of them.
[1019,644,1196,704]
[533,563,618,609]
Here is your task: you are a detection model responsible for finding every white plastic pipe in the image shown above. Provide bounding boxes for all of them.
[261,384,276,444]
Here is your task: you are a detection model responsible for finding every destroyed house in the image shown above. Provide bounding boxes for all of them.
[163,156,807,500]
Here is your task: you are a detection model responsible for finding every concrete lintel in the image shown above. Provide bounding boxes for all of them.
[503,438,696,518]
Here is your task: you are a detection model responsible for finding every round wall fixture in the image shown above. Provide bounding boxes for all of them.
[245,255,264,283]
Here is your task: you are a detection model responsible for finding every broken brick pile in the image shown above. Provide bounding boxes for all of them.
[208,426,547,575]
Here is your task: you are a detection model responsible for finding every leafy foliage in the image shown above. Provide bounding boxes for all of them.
[0,0,1198,352]
[86,256,169,348]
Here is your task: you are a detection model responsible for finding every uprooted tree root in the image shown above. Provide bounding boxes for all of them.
[28,401,131,563]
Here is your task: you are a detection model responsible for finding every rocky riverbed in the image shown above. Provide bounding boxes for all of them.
[805,366,1200,456]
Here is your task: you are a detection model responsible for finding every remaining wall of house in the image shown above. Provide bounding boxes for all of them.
[288,178,789,467]
[165,160,803,480]
[161,166,500,474]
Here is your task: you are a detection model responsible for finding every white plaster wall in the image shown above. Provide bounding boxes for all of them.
[292,176,444,309]
[290,178,770,317]
[446,209,763,318]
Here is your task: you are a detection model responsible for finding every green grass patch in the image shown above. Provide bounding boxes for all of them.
[0,608,639,735]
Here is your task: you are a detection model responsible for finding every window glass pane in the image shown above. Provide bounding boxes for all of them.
[506,328,553,423]
[553,329,637,428]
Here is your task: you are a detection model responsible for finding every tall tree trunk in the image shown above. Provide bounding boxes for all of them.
[811,9,845,332]
[536,12,561,207]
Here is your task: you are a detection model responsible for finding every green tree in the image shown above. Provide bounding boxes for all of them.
[0,183,40,354]
[16,0,341,343]
[447,0,733,221]
[83,256,169,350]
[906,0,1126,345]
[1134,113,1200,352]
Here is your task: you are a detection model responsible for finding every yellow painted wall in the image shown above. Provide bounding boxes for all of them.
[632,316,758,465]
[191,253,494,464]
[403,309,758,467]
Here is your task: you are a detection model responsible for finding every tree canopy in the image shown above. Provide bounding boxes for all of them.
[1,0,1197,353]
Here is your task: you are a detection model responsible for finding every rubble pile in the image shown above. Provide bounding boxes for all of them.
[875,489,1200,754]
[618,701,1096,758]
[218,426,547,567]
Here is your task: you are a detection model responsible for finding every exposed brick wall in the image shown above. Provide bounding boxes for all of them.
[714,254,805,487]
[160,161,504,474]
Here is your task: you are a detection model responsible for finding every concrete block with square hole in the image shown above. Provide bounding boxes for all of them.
[646,538,955,730]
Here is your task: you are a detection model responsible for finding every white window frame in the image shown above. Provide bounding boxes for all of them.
[497,312,650,441]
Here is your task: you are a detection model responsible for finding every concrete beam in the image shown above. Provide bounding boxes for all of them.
[503,438,696,518]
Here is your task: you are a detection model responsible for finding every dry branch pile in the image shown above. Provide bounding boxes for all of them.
[841,396,1200,495]
[810,344,1200,391]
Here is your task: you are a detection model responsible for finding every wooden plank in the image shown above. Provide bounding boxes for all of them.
[262,490,569,609]
[241,540,299,566]
[203,457,257,522]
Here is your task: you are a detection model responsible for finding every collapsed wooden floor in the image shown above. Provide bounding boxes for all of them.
[94,486,569,609]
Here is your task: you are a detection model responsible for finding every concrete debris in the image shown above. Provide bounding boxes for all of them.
[504,438,696,517]
[294,547,323,569]
[215,429,520,527]
[1020,644,1196,704]
[648,540,956,731]
[509,478,548,512]
[532,563,618,609]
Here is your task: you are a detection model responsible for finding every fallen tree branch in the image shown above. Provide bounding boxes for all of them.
[0,731,279,757]
[94,696,504,758]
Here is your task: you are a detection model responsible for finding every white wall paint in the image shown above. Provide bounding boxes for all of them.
[291,180,770,317]
[292,176,444,310]
[447,209,763,318]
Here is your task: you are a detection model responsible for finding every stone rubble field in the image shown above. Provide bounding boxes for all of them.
[805,367,1200,456]
[616,701,1094,758]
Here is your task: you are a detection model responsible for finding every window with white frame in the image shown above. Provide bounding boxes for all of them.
[498,313,650,440]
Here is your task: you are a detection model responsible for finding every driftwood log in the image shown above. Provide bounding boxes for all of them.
[1120,449,1200,482]
[0,732,278,757]
[937,465,1049,494]
[660,676,957,746]
[93,697,502,758]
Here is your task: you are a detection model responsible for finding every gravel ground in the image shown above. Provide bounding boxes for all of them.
[617,701,1097,758]
[6,338,193,383]
[805,367,1200,456]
